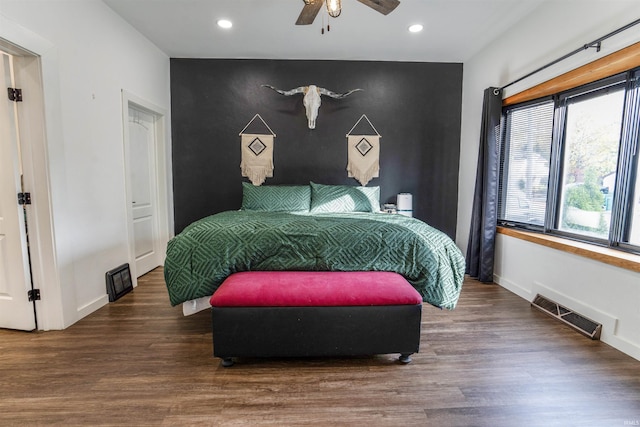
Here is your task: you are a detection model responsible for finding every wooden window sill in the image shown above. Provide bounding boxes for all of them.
[496,226,640,274]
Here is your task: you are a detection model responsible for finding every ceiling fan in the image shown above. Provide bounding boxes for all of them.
[296,0,401,25]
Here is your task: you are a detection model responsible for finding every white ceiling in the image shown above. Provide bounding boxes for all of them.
[102,0,546,62]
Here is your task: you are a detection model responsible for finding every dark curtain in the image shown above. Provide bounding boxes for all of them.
[466,87,503,283]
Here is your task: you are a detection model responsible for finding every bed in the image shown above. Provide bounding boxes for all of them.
[164,182,466,311]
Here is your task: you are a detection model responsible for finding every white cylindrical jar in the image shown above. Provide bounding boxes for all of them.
[396,193,413,217]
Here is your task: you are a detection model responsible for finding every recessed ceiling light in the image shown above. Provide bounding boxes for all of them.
[217,19,233,29]
[408,24,423,33]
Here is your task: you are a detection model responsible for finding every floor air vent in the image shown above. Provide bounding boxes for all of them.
[531,294,602,340]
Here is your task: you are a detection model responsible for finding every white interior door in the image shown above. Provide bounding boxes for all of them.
[128,106,160,277]
[0,52,35,330]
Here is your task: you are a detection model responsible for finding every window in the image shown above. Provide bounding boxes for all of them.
[498,69,640,254]
[558,85,625,239]
[624,79,640,247]
[630,156,640,246]
[499,100,553,226]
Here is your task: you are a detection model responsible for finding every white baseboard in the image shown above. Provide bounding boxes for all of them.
[605,335,640,362]
[493,275,640,362]
[493,274,533,301]
[76,294,109,320]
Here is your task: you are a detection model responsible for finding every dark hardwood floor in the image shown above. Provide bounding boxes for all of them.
[1,268,638,426]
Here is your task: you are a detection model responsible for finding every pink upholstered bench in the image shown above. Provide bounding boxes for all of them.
[209,271,423,367]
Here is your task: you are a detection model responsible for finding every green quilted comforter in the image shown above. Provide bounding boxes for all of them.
[164,211,466,309]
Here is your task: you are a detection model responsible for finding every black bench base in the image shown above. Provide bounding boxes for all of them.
[212,304,422,366]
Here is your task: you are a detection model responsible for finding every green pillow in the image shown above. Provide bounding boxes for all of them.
[310,182,380,213]
[241,182,311,212]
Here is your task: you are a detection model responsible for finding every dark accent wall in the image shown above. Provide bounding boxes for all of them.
[170,59,463,238]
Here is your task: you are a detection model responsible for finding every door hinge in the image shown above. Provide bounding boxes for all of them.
[7,87,23,102]
[18,192,31,205]
[28,289,41,302]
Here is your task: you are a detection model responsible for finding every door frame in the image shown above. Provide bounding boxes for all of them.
[0,20,65,330]
[0,51,35,330]
[121,90,170,285]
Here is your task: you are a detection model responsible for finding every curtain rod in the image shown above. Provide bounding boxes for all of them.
[496,17,640,95]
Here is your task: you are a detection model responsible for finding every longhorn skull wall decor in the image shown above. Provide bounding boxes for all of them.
[262,84,362,129]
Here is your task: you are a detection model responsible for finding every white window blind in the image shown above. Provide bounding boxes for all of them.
[499,101,554,226]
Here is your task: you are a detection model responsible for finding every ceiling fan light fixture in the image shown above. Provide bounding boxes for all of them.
[408,24,423,33]
[217,19,233,29]
[326,0,342,18]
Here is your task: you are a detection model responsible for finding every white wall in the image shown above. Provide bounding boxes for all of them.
[458,1,640,360]
[0,0,171,328]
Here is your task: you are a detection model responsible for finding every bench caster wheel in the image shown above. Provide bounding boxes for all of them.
[399,353,412,364]
[221,358,234,367]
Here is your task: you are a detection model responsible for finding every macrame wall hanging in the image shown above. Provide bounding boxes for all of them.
[346,114,381,186]
[239,114,276,186]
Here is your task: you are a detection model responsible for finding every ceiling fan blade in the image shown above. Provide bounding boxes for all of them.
[296,1,324,25]
[355,0,400,15]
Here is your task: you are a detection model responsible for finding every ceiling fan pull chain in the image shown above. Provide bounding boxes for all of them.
[325,4,330,33]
